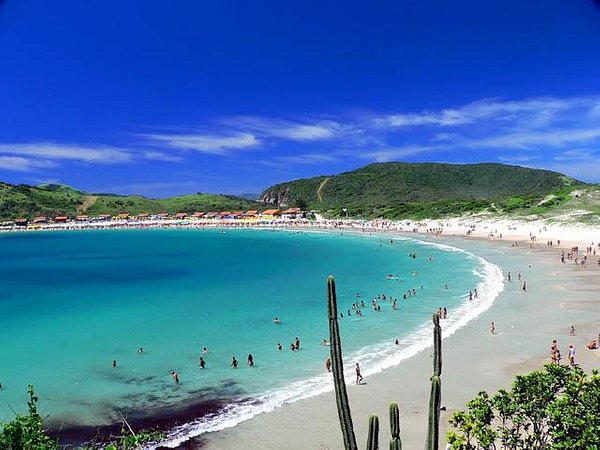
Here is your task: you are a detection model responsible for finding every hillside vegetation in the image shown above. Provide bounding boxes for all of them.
[260,162,584,219]
[0,183,262,220]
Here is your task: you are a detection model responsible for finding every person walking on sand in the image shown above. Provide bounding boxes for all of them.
[570,325,576,336]
[522,281,527,292]
[568,345,576,366]
[355,362,364,385]
[325,357,332,372]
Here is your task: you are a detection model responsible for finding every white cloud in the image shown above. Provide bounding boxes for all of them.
[0,142,133,163]
[143,151,185,162]
[461,128,600,150]
[376,97,597,129]
[225,117,347,141]
[553,149,596,161]
[142,132,260,155]
[273,153,338,165]
[0,156,56,172]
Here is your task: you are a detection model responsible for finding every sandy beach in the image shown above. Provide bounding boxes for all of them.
[176,222,600,450]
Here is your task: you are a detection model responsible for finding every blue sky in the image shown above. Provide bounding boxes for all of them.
[1,1,600,197]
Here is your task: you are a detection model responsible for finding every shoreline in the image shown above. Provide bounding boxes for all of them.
[4,219,598,448]
[177,224,599,449]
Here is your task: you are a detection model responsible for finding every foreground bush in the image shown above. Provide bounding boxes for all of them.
[447,363,600,449]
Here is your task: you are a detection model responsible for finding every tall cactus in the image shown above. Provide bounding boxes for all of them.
[432,313,442,377]
[426,375,441,450]
[327,276,358,450]
[389,402,402,450]
[427,313,443,450]
[327,277,442,450]
[367,414,380,450]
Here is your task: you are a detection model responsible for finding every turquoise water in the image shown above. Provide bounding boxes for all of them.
[0,228,493,444]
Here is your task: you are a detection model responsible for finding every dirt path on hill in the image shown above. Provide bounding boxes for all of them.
[316,177,329,202]
[79,195,98,212]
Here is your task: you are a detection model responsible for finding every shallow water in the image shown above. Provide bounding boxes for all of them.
[0,228,492,443]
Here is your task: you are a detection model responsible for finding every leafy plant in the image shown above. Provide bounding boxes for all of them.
[447,363,600,449]
[0,385,60,450]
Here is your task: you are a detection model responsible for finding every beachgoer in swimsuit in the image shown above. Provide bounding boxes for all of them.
[325,357,332,372]
[355,362,363,385]
[113,360,117,368]
[568,345,575,366]
[199,357,206,369]
[171,370,179,383]
[231,357,238,368]
[247,354,254,367]
[277,343,282,350]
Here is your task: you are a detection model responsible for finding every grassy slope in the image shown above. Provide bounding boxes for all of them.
[0,183,262,220]
[260,162,584,219]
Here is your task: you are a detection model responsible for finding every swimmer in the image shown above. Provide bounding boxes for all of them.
[295,337,301,350]
[247,354,254,367]
[273,317,281,324]
[277,343,282,350]
[199,357,206,369]
[202,347,208,354]
[231,357,239,368]
[322,339,329,346]
[113,360,117,368]
[171,370,179,383]
[138,347,144,353]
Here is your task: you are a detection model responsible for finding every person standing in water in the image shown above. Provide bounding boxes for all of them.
[171,370,179,383]
[247,354,254,367]
[325,357,332,372]
[231,357,238,368]
[490,322,496,334]
[199,357,206,369]
[355,362,364,385]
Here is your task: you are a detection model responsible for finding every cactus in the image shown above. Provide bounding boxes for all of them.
[432,313,442,377]
[367,414,379,450]
[327,276,358,450]
[426,375,441,450]
[326,277,442,450]
[389,402,402,450]
[389,438,402,450]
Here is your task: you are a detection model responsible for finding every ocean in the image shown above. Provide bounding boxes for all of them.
[0,228,503,446]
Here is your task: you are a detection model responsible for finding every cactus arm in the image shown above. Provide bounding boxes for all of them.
[388,401,402,450]
[432,313,442,377]
[327,276,358,450]
[426,375,441,450]
[367,414,379,450]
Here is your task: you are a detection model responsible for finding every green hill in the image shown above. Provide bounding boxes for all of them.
[260,162,584,219]
[0,183,263,220]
